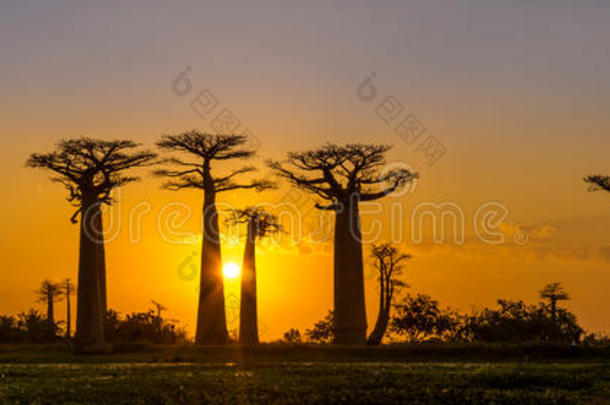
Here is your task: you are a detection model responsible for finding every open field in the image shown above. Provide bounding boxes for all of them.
[0,345,609,404]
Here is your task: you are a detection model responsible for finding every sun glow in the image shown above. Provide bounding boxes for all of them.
[223,262,240,279]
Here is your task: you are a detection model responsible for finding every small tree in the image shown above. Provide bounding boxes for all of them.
[270,144,417,344]
[367,244,410,346]
[283,328,302,344]
[35,280,63,341]
[27,138,156,352]
[584,175,610,193]
[390,294,442,342]
[155,131,271,344]
[63,278,75,338]
[227,207,280,345]
[539,282,570,322]
[305,310,336,344]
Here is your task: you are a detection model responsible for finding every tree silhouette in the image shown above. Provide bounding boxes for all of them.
[585,175,610,193]
[35,280,63,341]
[227,207,281,345]
[269,143,417,344]
[155,131,271,344]
[63,278,75,338]
[366,244,410,346]
[539,282,570,322]
[27,138,156,352]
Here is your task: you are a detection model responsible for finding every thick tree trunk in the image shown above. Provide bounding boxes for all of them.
[333,199,367,345]
[66,286,71,338]
[195,190,228,344]
[239,223,259,345]
[47,296,55,341]
[367,277,388,346]
[94,212,107,315]
[74,197,105,353]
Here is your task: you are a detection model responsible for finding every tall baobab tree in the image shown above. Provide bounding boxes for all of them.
[269,143,417,344]
[366,244,410,346]
[227,207,281,345]
[27,138,156,352]
[585,175,610,194]
[539,282,570,322]
[63,278,75,338]
[155,131,271,344]
[35,280,63,340]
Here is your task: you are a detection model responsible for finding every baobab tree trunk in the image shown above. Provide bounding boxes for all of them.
[93,209,107,315]
[367,278,389,346]
[66,283,72,338]
[333,199,367,345]
[239,222,259,345]
[74,197,105,353]
[47,295,55,341]
[195,190,229,344]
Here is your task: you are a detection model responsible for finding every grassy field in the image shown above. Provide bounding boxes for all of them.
[0,345,609,404]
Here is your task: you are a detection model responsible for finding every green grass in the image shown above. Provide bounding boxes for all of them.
[0,345,609,404]
[0,362,608,404]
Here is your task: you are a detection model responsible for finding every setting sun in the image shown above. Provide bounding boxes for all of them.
[223,262,240,279]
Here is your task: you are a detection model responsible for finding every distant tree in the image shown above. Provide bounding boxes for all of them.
[27,138,156,352]
[305,310,336,344]
[156,131,271,345]
[0,315,22,343]
[283,328,302,344]
[367,244,410,346]
[103,307,186,344]
[63,278,75,338]
[270,144,417,344]
[35,280,63,341]
[584,175,610,193]
[227,207,280,345]
[539,282,570,322]
[390,294,442,342]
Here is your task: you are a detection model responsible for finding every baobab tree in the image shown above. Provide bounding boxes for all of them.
[227,207,281,345]
[27,138,156,352]
[539,282,570,322]
[155,131,271,344]
[269,143,417,344]
[585,175,610,194]
[366,244,410,346]
[35,280,63,341]
[63,278,75,338]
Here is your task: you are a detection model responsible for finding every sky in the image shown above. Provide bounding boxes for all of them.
[1,0,609,340]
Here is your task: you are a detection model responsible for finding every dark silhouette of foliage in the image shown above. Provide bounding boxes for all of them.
[103,305,186,345]
[282,328,302,344]
[367,243,410,346]
[227,207,280,345]
[584,175,610,193]
[35,280,63,341]
[269,143,417,344]
[155,131,271,345]
[305,310,336,344]
[18,310,49,343]
[391,293,445,342]
[27,138,156,353]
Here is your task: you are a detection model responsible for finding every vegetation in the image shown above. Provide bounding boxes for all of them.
[269,144,417,344]
[26,138,156,353]
[155,132,271,345]
[584,174,610,193]
[0,362,608,404]
[227,207,281,345]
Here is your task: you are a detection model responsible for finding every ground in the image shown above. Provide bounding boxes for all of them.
[0,345,609,404]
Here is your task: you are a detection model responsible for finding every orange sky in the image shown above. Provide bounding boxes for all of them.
[1,1,609,340]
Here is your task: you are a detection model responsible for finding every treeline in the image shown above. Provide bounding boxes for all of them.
[288,283,608,346]
[0,279,185,344]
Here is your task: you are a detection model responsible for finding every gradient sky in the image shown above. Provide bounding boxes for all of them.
[1,0,609,340]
